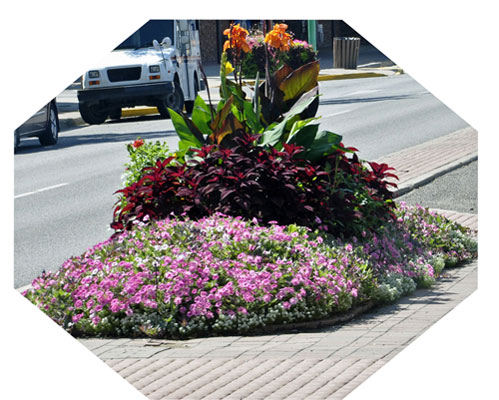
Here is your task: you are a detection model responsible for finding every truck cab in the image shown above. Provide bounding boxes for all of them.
[78,19,203,124]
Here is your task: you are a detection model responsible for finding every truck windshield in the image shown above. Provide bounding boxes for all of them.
[115,20,174,50]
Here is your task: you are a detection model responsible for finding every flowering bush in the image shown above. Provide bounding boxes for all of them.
[394,202,478,266]
[23,205,477,338]
[240,37,318,79]
[24,214,373,338]
[112,134,397,238]
[122,138,172,187]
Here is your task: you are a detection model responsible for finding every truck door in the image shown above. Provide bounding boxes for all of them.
[176,20,191,100]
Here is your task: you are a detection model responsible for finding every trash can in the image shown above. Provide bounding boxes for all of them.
[333,37,360,69]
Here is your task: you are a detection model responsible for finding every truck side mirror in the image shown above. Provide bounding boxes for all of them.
[161,37,172,48]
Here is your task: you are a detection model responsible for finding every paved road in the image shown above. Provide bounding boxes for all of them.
[398,161,478,214]
[317,73,469,160]
[14,74,470,288]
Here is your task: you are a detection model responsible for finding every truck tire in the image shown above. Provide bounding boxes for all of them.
[157,84,184,118]
[109,108,122,121]
[38,103,59,146]
[79,102,108,125]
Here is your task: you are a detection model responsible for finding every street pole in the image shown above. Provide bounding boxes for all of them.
[307,20,317,49]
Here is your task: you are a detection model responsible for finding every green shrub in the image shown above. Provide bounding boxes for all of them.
[122,138,172,187]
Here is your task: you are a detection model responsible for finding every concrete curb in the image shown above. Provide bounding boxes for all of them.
[318,72,386,81]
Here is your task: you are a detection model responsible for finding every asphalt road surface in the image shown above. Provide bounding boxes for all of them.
[398,161,478,214]
[14,74,471,288]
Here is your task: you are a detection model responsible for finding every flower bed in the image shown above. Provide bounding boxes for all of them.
[22,22,478,340]
[23,205,476,339]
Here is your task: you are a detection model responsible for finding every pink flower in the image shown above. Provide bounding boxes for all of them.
[72,313,84,323]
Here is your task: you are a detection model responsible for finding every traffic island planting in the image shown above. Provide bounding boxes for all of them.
[23,205,476,339]
[22,22,477,339]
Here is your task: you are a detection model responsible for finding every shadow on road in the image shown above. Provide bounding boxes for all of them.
[14,128,177,155]
[319,94,414,106]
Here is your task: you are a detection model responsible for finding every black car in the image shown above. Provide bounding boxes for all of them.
[14,100,59,151]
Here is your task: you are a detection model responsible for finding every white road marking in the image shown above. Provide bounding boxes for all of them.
[343,89,382,96]
[15,183,69,199]
[327,109,353,117]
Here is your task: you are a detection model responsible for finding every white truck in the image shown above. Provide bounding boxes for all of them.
[77,19,204,124]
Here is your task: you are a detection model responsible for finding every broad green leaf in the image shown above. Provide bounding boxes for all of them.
[304,130,343,161]
[169,108,204,147]
[288,117,319,136]
[191,95,213,136]
[178,139,200,151]
[287,123,319,148]
[210,96,234,132]
[279,61,320,102]
[243,100,263,133]
[283,93,318,119]
[259,118,287,148]
[273,64,293,88]
[260,95,318,148]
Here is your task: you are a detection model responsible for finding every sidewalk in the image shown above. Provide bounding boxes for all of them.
[82,259,477,400]
[77,126,478,399]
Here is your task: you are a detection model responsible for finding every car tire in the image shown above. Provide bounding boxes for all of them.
[184,78,199,114]
[157,83,184,118]
[109,108,122,121]
[79,102,108,125]
[38,103,59,146]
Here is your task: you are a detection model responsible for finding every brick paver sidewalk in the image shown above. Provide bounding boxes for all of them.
[376,126,477,197]
[80,210,477,400]
[78,127,479,399]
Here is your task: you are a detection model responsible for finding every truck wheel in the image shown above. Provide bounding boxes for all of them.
[79,102,108,125]
[39,103,59,146]
[157,84,184,118]
[109,108,122,121]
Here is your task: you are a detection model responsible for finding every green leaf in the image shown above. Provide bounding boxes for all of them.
[287,123,319,148]
[304,130,343,161]
[259,118,288,148]
[283,92,318,119]
[259,95,318,148]
[243,100,263,133]
[279,61,320,102]
[191,95,213,136]
[253,71,260,116]
[288,117,319,136]
[169,108,204,148]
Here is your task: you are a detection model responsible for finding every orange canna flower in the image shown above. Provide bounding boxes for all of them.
[223,24,251,53]
[264,23,293,51]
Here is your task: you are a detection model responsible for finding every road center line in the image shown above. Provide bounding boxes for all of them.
[15,183,69,199]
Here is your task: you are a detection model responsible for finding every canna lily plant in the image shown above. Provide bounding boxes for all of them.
[223,23,251,85]
[167,21,345,164]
